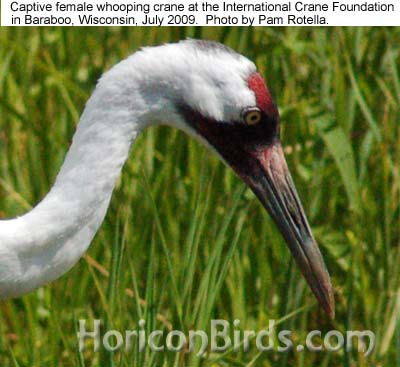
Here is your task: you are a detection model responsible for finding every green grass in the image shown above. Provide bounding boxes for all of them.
[0,27,399,367]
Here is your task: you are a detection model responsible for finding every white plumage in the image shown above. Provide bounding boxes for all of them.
[0,40,257,298]
[0,40,334,317]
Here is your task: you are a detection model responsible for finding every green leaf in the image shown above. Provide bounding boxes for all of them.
[315,115,361,214]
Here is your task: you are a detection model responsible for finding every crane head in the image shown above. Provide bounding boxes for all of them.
[171,40,335,318]
[128,40,334,317]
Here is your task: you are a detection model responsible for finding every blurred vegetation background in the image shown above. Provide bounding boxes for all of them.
[0,27,399,367]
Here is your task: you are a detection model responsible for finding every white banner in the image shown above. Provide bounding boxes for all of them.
[1,0,399,26]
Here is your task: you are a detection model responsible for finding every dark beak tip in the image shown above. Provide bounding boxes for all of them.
[326,285,335,320]
[327,302,335,320]
[301,238,335,319]
[323,288,335,320]
[317,277,335,319]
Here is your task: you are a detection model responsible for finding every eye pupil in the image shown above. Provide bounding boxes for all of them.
[243,108,261,125]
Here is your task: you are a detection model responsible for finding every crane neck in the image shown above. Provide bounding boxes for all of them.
[0,59,149,298]
[0,40,254,299]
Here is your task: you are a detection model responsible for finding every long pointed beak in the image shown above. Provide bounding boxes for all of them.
[241,143,334,318]
[176,103,334,316]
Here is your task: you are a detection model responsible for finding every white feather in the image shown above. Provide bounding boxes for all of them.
[0,40,257,298]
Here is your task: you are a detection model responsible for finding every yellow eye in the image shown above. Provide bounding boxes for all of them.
[243,108,262,125]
